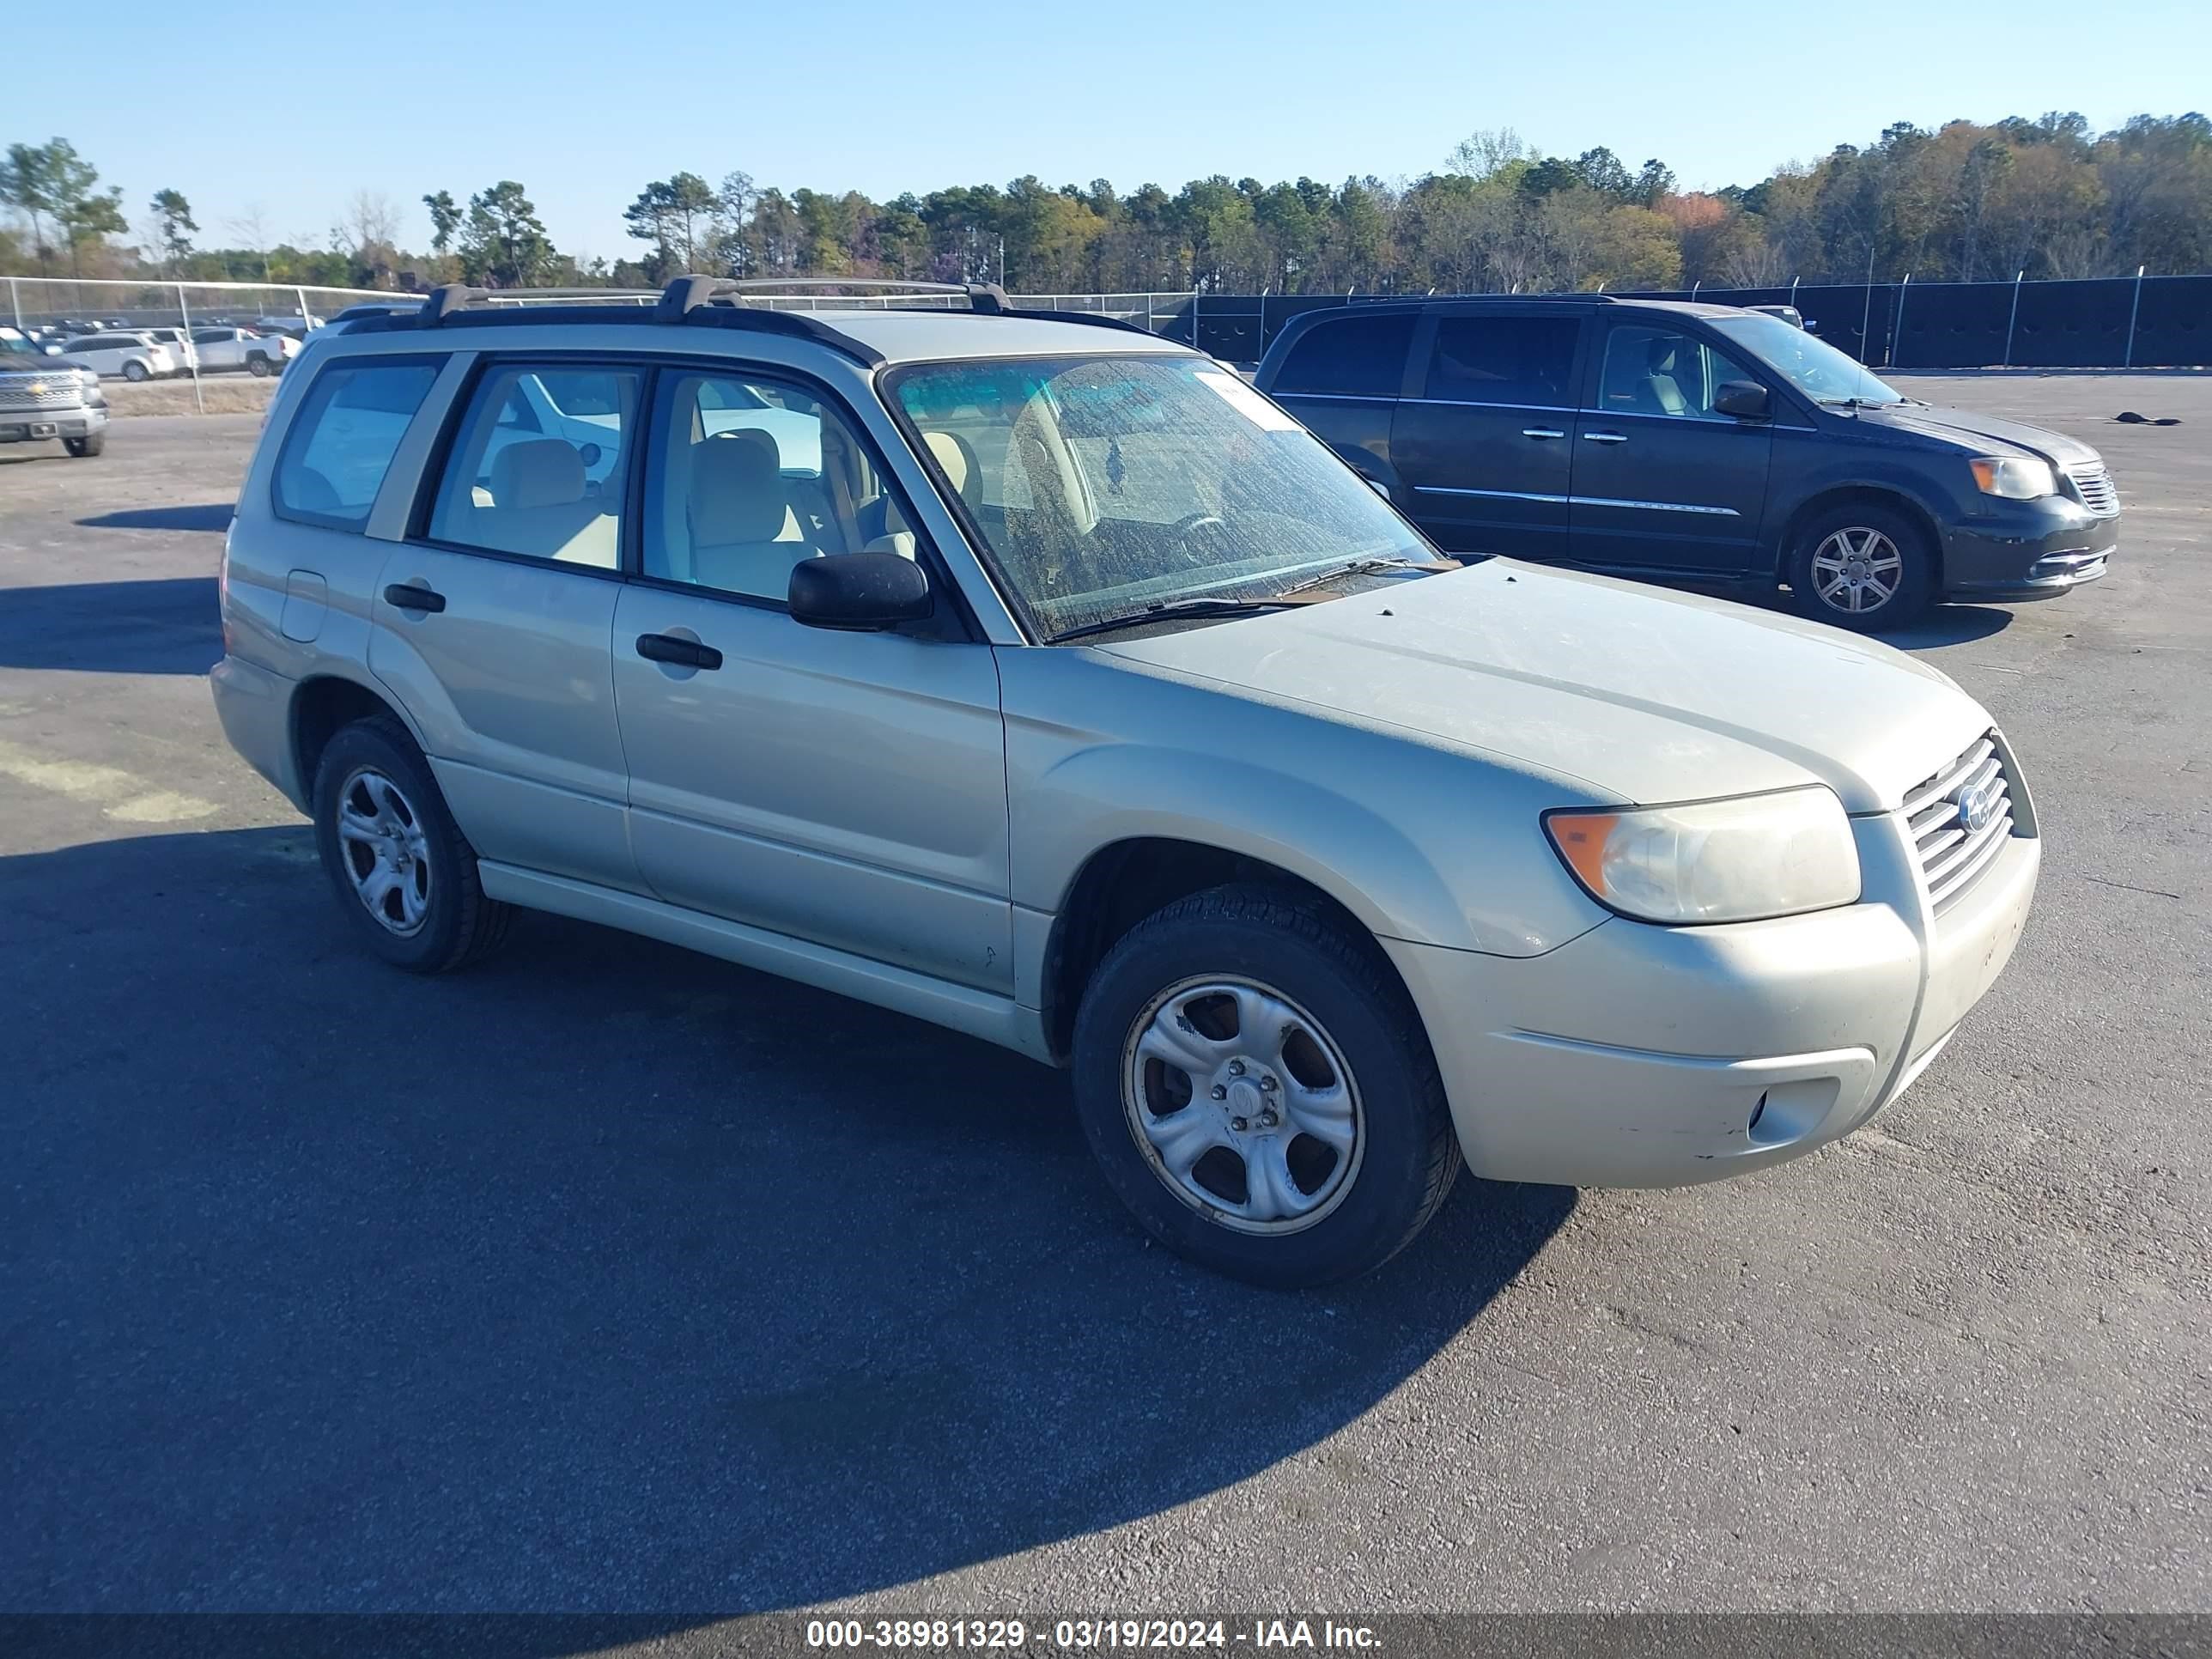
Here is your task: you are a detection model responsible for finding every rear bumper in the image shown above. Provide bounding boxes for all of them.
[210,653,306,811]
[1387,812,2040,1188]
[1942,498,2118,603]
[0,404,106,442]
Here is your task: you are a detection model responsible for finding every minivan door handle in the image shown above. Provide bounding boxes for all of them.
[1583,430,1629,445]
[1521,427,1567,441]
[635,632,724,671]
[383,583,446,613]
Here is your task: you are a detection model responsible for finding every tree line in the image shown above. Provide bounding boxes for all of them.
[5,112,2209,298]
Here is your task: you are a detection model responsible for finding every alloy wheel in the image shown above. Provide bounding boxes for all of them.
[1121,975,1365,1236]
[1810,526,1905,616]
[335,767,432,936]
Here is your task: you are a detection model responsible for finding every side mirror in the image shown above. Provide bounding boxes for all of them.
[788,551,934,631]
[1714,380,1771,420]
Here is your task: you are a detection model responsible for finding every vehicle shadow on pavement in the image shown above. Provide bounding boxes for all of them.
[1879,605,2014,647]
[76,504,236,534]
[1,826,1572,1616]
[0,577,220,674]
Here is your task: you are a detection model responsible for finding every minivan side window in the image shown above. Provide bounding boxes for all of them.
[426,363,643,568]
[1424,316,1579,407]
[272,359,441,532]
[1595,325,1754,421]
[1272,313,1415,398]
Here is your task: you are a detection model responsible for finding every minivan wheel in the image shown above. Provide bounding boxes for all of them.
[1071,884,1460,1288]
[122,361,150,383]
[311,715,512,973]
[1789,502,1935,631]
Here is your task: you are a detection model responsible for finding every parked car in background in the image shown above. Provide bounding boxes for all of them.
[1253,296,2119,631]
[191,326,299,376]
[137,325,200,370]
[0,326,108,456]
[58,331,179,381]
[210,279,2041,1286]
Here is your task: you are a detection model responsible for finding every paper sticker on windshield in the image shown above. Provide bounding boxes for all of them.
[1194,369,1300,432]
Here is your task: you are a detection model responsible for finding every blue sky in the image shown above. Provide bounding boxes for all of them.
[11,0,2208,264]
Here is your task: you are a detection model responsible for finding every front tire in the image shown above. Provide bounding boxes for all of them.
[1789,501,1935,631]
[64,433,104,458]
[311,714,512,973]
[122,361,150,383]
[1071,884,1460,1288]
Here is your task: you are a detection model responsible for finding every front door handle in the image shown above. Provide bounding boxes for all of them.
[383,583,446,613]
[635,632,723,671]
[1583,430,1629,445]
[1521,427,1567,441]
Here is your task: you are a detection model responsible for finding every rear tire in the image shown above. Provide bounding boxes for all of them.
[310,714,513,974]
[1788,501,1935,632]
[122,361,149,383]
[64,434,104,458]
[247,355,272,377]
[1070,883,1461,1288]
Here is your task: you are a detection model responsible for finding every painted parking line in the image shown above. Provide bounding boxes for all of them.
[0,738,220,823]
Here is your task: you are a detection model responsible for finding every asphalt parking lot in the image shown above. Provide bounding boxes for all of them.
[3,377,2207,1621]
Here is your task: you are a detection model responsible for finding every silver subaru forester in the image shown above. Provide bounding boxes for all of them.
[212,278,2039,1286]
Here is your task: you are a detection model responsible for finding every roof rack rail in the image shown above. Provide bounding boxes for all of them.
[416,283,492,323]
[656,276,1012,316]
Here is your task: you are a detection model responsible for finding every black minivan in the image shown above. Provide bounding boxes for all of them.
[1252,297,2118,631]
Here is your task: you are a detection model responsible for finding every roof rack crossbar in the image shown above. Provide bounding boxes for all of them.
[416,283,493,324]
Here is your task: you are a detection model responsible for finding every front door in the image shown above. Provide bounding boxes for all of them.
[610,365,1013,994]
[1567,320,1775,574]
[366,358,645,890]
[1387,309,1585,560]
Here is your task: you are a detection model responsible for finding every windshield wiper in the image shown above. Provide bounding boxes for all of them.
[1043,594,1302,645]
[1042,558,1441,646]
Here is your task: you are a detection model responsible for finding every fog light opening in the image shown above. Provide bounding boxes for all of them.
[1747,1091,1768,1134]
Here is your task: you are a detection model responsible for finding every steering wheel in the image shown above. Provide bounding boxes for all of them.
[1168,511,1230,563]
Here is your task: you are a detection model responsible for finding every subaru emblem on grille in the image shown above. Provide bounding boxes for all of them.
[1955,775,2003,836]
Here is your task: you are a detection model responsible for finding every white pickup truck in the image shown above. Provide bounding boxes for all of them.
[190,327,300,376]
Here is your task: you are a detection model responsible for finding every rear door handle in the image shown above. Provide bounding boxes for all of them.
[1521,427,1567,441]
[1583,430,1629,445]
[635,632,723,671]
[383,583,446,613]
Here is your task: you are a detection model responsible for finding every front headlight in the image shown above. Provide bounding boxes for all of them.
[1544,787,1861,925]
[1970,456,2057,500]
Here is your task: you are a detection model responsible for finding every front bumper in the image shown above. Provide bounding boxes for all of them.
[1387,811,2040,1188]
[1942,495,2118,603]
[0,404,106,443]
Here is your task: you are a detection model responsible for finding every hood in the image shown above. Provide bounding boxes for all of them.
[1856,402,2102,470]
[1094,562,1991,814]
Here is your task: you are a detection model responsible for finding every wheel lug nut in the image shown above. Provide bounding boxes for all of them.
[1210,1085,1228,1100]
[1259,1075,1277,1091]
[1227,1060,1245,1077]
[1230,1116,1248,1132]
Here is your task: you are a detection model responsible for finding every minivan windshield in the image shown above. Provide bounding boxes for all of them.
[1709,311,1907,407]
[887,353,1434,640]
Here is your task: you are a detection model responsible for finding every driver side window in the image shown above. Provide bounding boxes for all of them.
[1595,326,1752,421]
[642,372,918,605]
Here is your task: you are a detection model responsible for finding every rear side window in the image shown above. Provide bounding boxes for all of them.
[1271,313,1414,398]
[1425,316,1580,406]
[273,359,440,532]
[426,363,643,568]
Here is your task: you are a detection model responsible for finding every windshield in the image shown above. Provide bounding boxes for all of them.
[886,354,1431,639]
[1709,311,1905,406]
[0,332,42,358]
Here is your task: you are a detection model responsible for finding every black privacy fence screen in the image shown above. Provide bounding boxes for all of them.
[1158,274,2212,369]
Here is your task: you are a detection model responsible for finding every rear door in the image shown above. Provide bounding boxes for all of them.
[1261,309,1417,493]
[1568,319,1775,574]
[1388,308,1585,559]
[364,356,643,890]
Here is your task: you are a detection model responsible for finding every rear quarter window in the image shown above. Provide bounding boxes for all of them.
[1270,313,1415,398]
[273,358,441,532]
